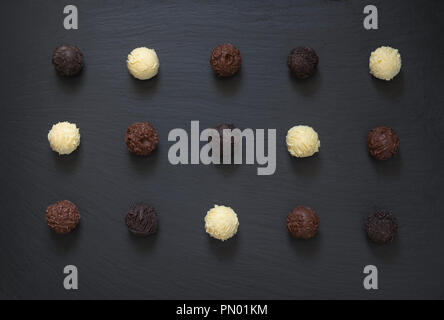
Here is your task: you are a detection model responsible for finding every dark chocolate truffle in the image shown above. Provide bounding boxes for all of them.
[45,200,80,234]
[365,211,397,244]
[210,44,241,77]
[367,126,400,160]
[52,45,84,76]
[286,206,320,239]
[211,123,237,156]
[125,203,158,236]
[287,47,318,79]
[125,122,159,156]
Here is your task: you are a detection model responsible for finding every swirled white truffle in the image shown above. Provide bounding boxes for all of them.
[48,121,80,155]
[127,47,159,80]
[369,46,401,81]
[286,125,320,158]
[204,205,239,241]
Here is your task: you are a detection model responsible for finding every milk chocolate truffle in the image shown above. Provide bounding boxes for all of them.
[286,206,320,239]
[125,122,159,156]
[287,47,318,79]
[210,44,241,77]
[52,45,84,76]
[125,203,158,236]
[205,205,239,241]
[367,126,399,160]
[48,121,81,155]
[45,200,80,234]
[369,46,401,81]
[365,211,397,244]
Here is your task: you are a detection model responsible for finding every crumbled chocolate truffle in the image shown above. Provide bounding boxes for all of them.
[52,45,84,77]
[367,126,400,160]
[125,203,158,236]
[286,206,320,239]
[45,200,80,234]
[365,211,397,244]
[125,122,159,156]
[210,44,241,77]
[287,47,318,79]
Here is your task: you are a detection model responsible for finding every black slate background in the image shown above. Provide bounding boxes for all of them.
[1,0,443,300]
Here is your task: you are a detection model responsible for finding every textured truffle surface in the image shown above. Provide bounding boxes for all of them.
[287,47,318,79]
[367,126,400,160]
[52,45,84,76]
[125,203,158,236]
[48,121,81,155]
[125,122,159,156]
[369,46,401,81]
[210,44,241,77]
[286,206,320,239]
[205,205,239,241]
[286,125,320,158]
[45,200,80,234]
[365,211,397,244]
[127,47,159,80]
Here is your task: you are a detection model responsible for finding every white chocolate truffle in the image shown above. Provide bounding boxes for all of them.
[286,125,320,158]
[48,121,80,155]
[204,205,239,241]
[127,47,159,80]
[369,46,401,81]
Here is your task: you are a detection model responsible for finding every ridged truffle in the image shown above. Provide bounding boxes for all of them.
[52,45,84,76]
[286,125,320,158]
[127,47,159,80]
[48,121,81,155]
[369,46,401,81]
[210,44,241,77]
[367,126,400,160]
[45,200,80,234]
[205,205,239,241]
[286,206,320,239]
[125,203,158,236]
[287,47,318,79]
[365,211,397,244]
[125,122,159,156]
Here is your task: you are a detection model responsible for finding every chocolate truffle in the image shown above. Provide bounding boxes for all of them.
[125,122,159,156]
[367,126,399,160]
[286,206,320,239]
[45,200,80,234]
[210,44,241,77]
[205,205,239,241]
[127,47,159,80]
[211,123,237,156]
[125,203,158,236]
[52,45,84,76]
[369,46,401,81]
[287,47,318,79]
[48,121,81,155]
[365,211,397,244]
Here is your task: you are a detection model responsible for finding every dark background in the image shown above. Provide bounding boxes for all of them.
[1,0,443,300]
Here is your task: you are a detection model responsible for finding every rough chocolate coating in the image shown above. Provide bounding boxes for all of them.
[365,211,397,244]
[211,123,237,156]
[52,45,84,76]
[125,122,159,156]
[287,47,318,79]
[286,206,320,239]
[45,200,80,234]
[125,203,158,236]
[367,126,400,160]
[210,44,241,77]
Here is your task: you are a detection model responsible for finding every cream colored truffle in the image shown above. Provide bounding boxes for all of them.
[286,125,320,158]
[127,47,159,80]
[48,122,80,155]
[205,205,239,241]
[369,46,401,81]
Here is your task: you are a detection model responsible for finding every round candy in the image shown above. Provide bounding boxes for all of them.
[125,122,159,156]
[212,123,237,157]
[369,46,401,81]
[127,47,159,80]
[45,200,80,234]
[286,206,320,239]
[365,211,397,244]
[52,45,84,77]
[48,121,81,155]
[210,44,241,77]
[367,126,400,160]
[205,205,239,241]
[125,203,158,236]
[287,47,318,79]
[286,125,320,158]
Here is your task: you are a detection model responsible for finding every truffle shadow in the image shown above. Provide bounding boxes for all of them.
[288,69,321,97]
[48,224,81,254]
[211,70,243,96]
[287,232,322,259]
[51,147,81,174]
[127,232,158,254]
[370,71,404,99]
[369,153,403,177]
[129,73,160,97]
[366,236,401,261]
[289,153,322,179]
[207,234,240,260]
[54,70,85,93]
[128,147,160,174]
